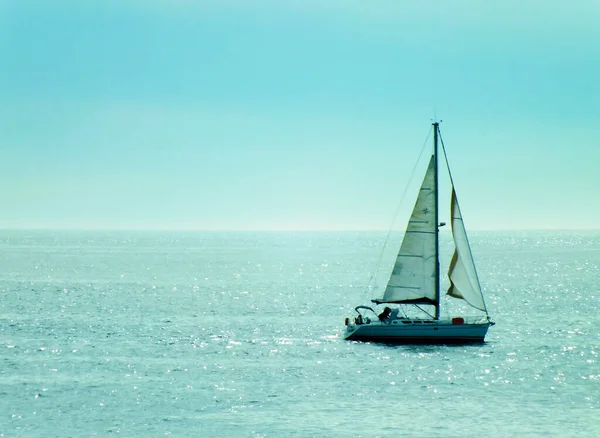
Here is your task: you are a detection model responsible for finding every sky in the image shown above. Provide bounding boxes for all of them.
[1,0,599,230]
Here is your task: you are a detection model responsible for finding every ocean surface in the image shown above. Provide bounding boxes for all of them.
[1,230,599,437]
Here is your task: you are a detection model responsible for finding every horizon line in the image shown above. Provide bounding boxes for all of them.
[0,227,599,233]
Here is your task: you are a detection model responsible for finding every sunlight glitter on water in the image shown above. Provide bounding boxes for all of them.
[1,230,599,437]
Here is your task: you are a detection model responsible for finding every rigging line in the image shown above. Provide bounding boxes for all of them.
[438,128,490,316]
[365,127,433,296]
[414,305,435,319]
[399,306,408,318]
[438,129,457,189]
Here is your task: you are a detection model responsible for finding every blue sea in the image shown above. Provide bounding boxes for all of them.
[1,230,599,437]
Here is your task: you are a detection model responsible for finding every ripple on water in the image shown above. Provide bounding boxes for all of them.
[1,230,599,436]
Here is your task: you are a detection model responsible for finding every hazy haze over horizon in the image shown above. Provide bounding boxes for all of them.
[1,0,599,231]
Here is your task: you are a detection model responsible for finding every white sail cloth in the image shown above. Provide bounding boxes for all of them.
[447,189,486,311]
[379,156,437,304]
[377,156,487,313]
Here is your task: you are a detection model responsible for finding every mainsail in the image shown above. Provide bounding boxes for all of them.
[447,189,486,311]
[375,156,437,304]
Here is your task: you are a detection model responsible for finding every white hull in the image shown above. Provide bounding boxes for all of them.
[344,319,491,344]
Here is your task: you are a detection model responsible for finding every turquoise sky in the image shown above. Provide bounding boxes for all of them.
[1,0,599,230]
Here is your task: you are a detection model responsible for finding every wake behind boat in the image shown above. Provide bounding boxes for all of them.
[344,122,494,344]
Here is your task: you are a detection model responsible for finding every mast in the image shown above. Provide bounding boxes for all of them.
[433,122,440,320]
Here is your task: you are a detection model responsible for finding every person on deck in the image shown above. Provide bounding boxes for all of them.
[378,307,392,323]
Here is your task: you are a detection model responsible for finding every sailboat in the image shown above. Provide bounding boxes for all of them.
[344,122,494,344]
